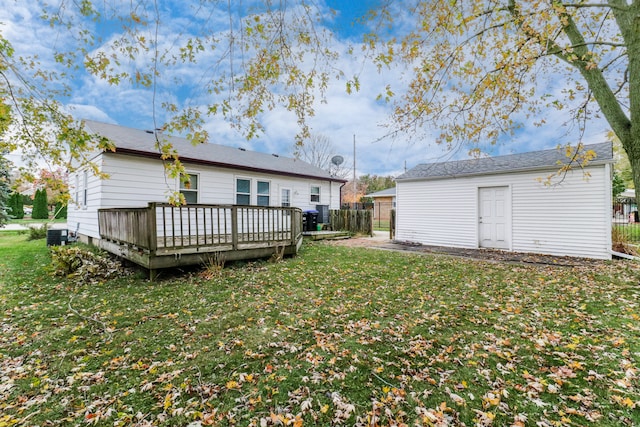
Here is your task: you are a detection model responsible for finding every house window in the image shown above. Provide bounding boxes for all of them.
[236,178,251,205]
[180,173,199,204]
[82,170,88,208]
[75,174,80,207]
[281,188,291,207]
[257,181,270,206]
[310,185,320,203]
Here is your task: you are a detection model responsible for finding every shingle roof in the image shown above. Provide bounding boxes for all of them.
[366,187,396,198]
[84,120,346,182]
[396,142,613,181]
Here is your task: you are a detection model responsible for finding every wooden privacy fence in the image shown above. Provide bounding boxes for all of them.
[329,209,373,236]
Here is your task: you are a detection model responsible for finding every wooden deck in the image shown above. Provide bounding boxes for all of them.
[98,203,303,279]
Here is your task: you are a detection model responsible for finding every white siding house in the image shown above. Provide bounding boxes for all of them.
[68,120,346,243]
[395,143,614,259]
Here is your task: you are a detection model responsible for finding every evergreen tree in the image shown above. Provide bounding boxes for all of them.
[0,153,10,226]
[54,201,67,219]
[6,192,15,217]
[8,192,24,219]
[32,189,49,219]
[16,192,24,218]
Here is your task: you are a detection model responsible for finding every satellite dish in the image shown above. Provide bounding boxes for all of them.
[331,155,344,166]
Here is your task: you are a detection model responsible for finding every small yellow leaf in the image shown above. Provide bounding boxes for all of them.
[621,397,635,408]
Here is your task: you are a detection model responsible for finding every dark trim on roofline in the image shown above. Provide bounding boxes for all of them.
[110,147,348,183]
[395,159,614,182]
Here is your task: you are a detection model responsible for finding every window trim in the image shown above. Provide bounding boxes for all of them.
[257,180,271,207]
[74,174,80,207]
[82,170,88,209]
[310,185,321,203]
[236,177,251,205]
[179,172,199,204]
[281,187,291,207]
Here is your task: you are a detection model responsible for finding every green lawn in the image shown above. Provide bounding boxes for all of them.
[1,234,639,426]
[615,223,640,242]
[372,219,390,231]
[6,217,67,225]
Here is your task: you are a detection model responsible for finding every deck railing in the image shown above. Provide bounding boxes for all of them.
[99,203,303,252]
[98,207,154,249]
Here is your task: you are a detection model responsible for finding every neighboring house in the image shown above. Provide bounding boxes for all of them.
[613,189,637,223]
[68,120,346,244]
[395,142,614,260]
[365,187,396,221]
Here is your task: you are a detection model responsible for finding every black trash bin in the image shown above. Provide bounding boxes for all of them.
[303,210,319,231]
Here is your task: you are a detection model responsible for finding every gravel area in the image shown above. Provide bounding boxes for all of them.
[322,233,614,267]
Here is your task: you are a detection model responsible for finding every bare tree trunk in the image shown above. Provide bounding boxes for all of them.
[627,141,640,204]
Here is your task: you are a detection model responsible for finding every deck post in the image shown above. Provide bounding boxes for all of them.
[148,202,158,251]
[231,206,238,250]
[292,209,297,246]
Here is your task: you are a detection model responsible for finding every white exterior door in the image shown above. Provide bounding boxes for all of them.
[479,186,510,249]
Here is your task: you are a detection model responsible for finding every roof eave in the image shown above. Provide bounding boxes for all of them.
[110,148,348,183]
[396,159,614,182]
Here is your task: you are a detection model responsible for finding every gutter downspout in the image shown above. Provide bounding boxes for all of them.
[339,182,347,209]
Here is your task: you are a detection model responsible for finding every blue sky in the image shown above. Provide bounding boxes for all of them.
[1,1,612,178]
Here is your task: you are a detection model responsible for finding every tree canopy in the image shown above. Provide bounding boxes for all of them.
[359,174,396,195]
[369,0,640,195]
[1,0,639,199]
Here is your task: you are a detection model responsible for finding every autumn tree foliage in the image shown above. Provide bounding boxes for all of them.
[0,36,113,187]
[1,2,339,203]
[359,174,395,195]
[32,168,69,205]
[368,0,640,198]
[3,0,640,202]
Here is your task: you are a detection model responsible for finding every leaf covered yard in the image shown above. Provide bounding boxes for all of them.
[1,234,639,426]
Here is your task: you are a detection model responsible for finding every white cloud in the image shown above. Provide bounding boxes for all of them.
[67,104,115,123]
[1,0,615,179]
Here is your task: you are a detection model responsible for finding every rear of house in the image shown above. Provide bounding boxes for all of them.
[395,143,613,259]
[67,121,345,244]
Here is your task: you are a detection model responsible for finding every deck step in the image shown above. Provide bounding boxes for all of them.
[303,231,351,241]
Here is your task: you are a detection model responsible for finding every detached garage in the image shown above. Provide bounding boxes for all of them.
[395,142,614,259]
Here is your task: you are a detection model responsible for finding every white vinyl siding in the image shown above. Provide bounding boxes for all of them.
[396,180,478,248]
[396,165,611,259]
[67,153,344,241]
[67,165,104,239]
[510,166,611,258]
